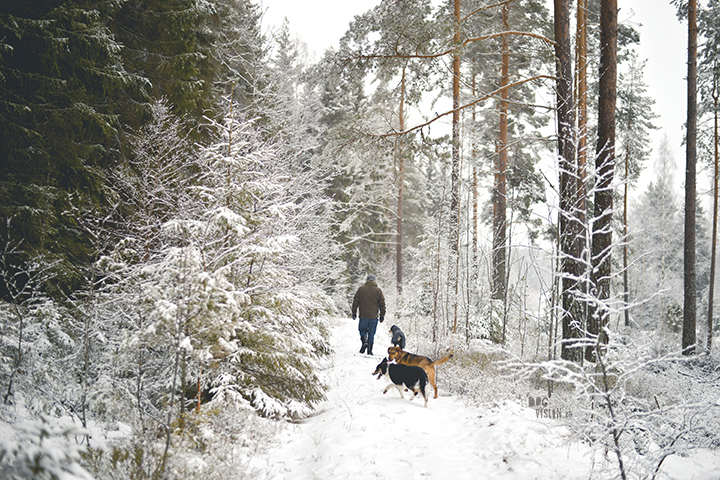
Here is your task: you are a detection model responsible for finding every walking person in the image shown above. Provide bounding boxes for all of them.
[351,274,386,355]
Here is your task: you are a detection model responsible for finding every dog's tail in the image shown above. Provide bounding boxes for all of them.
[430,353,453,367]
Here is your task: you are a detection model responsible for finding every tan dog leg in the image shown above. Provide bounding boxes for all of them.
[426,368,438,398]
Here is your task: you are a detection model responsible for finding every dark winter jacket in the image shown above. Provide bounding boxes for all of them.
[390,325,406,349]
[351,280,386,320]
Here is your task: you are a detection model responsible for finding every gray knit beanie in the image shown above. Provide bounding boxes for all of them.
[366,274,377,282]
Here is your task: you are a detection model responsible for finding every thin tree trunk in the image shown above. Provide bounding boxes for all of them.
[450,0,461,332]
[587,0,618,361]
[80,261,97,444]
[621,27,632,329]
[397,67,406,295]
[161,245,190,473]
[595,344,628,480]
[548,225,560,398]
[683,0,698,355]
[623,142,630,327]
[433,190,444,343]
[575,0,589,329]
[472,165,478,285]
[576,0,588,201]
[136,313,146,421]
[161,324,183,474]
[493,3,509,303]
[472,61,479,342]
[4,305,23,405]
[708,67,718,352]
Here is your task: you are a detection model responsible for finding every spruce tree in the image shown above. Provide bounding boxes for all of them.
[0,0,139,296]
[113,0,217,124]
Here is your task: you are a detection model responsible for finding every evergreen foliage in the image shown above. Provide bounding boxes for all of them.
[210,0,266,108]
[95,99,334,423]
[462,0,552,241]
[0,0,135,296]
[113,0,216,122]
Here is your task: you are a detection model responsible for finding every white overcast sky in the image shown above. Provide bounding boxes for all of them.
[261,0,694,189]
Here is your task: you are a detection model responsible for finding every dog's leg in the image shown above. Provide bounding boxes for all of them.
[428,368,439,398]
[383,383,394,394]
[408,384,420,401]
[416,384,428,407]
[394,385,405,399]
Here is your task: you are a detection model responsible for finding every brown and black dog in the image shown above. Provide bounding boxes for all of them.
[387,346,453,399]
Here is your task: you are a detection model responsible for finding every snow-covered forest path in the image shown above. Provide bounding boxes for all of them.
[251,320,599,479]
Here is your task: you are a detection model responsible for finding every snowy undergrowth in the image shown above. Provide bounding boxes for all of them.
[0,411,94,480]
[507,330,720,479]
[3,313,720,479]
[382,313,720,479]
[0,386,287,479]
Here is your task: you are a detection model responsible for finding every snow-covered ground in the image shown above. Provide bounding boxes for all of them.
[250,320,611,479]
[3,319,720,479]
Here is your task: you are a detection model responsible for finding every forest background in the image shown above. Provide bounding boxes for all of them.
[2,0,720,479]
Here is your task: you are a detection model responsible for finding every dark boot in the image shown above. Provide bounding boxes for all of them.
[367,343,373,355]
[359,334,368,353]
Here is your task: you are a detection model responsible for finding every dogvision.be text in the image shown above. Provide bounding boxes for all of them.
[528,395,572,419]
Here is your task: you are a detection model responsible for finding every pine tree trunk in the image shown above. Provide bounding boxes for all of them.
[492,4,509,303]
[397,68,406,295]
[472,63,478,298]
[576,0,589,327]
[587,0,617,361]
[683,0,698,355]
[709,71,719,352]
[472,62,479,342]
[450,0,461,332]
[554,0,581,363]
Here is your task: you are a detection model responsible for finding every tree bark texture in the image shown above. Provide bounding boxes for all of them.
[587,0,617,361]
[709,70,719,352]
[492,3,509,302]
[472,63,479,311]
[397,67,406,295]
[450,0,461,331]
[575,0,590,327]
[683,0,698,355]
[555,0,581,363]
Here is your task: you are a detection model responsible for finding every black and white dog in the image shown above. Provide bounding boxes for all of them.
[372,357,428,407]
